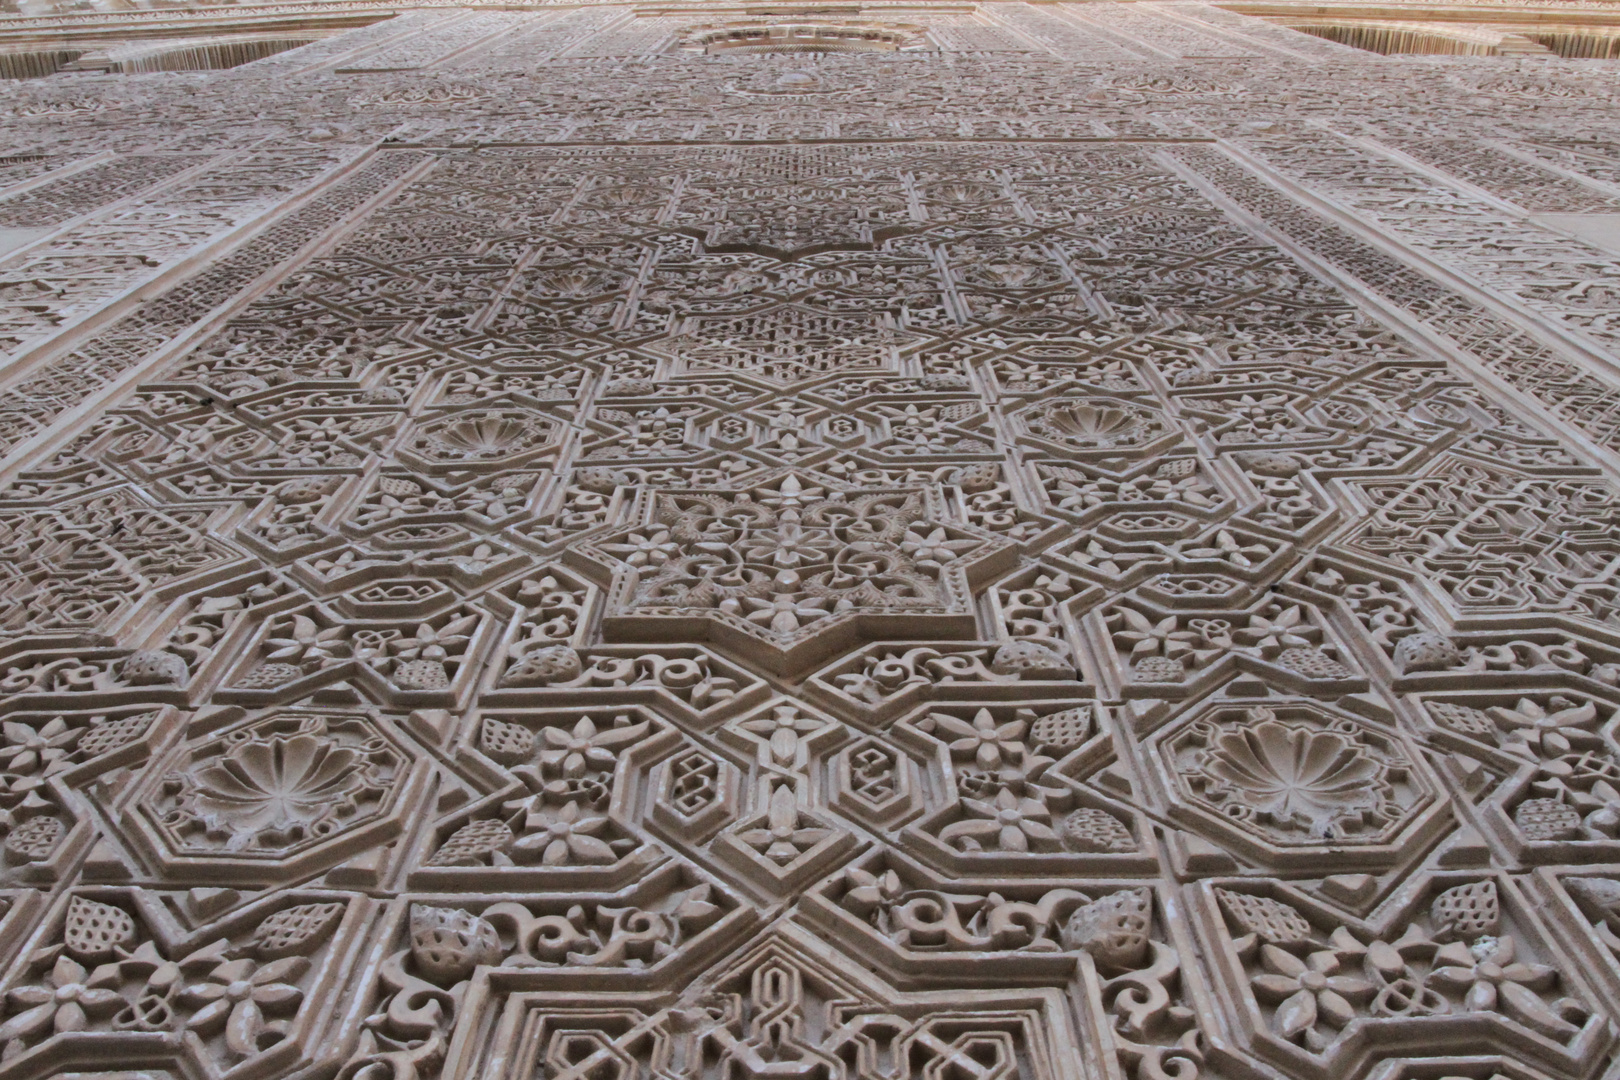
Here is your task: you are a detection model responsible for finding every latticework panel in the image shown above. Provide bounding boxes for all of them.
[0,6,1611,1080]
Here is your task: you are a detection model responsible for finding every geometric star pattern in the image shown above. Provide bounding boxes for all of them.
[0,6,1615,1080]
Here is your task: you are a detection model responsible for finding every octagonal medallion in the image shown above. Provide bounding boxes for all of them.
[1148,699,1447,871]
[398,405,565,475]
[125,708,431,886]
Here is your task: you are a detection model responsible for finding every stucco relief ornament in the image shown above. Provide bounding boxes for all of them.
[657,306,922,384]
[17,24,1620,1080]
[1025,402,1164,449]
[724,66,853,97]
[398,406,565,475]
[583,472,1013,673]
[150,715,401,856]
[184,735,370,848]
[1012,395,1180,461]
[1215,881,1600,1062]
[1187,707,1396,840]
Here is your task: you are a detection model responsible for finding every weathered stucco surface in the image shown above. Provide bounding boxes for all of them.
[0,4,1617,1078]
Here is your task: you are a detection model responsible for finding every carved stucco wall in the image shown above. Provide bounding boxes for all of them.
[0,3,1619,1079]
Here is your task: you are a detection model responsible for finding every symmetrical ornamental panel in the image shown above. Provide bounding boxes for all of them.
[0,5,1616,1080]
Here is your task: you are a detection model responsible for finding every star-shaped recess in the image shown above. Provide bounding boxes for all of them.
[578,471,1014,676]
[680,174,914,260]
[654,304,923,385]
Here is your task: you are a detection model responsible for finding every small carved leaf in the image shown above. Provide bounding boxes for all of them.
[1497,980,1579,1039]
[1274,988,1317,1040]
[251,902,345,959]
[1430,880,1499,940]
[62,896,137,962]
[1216,889,1314,947]
[409,905,501,986]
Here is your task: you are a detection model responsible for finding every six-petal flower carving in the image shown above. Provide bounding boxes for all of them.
[940,788,1061,853]
[1251,943,1377,1046]
[178,956,308,1057]
[0,956,123,1049]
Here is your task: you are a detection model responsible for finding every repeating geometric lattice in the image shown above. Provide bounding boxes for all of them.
[0,5,1617,1080]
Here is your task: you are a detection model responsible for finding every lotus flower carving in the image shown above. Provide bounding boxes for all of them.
[404,408,562,472]
[156,717,401,857]
[425,413,541,456]
[1022,399,1168,451]
[1044,405,1138,439]
[1193,712,1392,839]
[189,735,367,848]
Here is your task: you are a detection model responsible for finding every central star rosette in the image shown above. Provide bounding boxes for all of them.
[583,472,1013,674]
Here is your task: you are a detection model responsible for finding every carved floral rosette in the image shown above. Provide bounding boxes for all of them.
[0,887,367,1080]
[123,708,434,887]
[1189,875,1614,1076]
[2,14,1620,1080]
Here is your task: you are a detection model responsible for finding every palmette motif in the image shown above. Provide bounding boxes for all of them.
[0,4,1618,1080]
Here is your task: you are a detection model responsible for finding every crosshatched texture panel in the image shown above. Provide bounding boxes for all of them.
[1,5,1620,1080]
